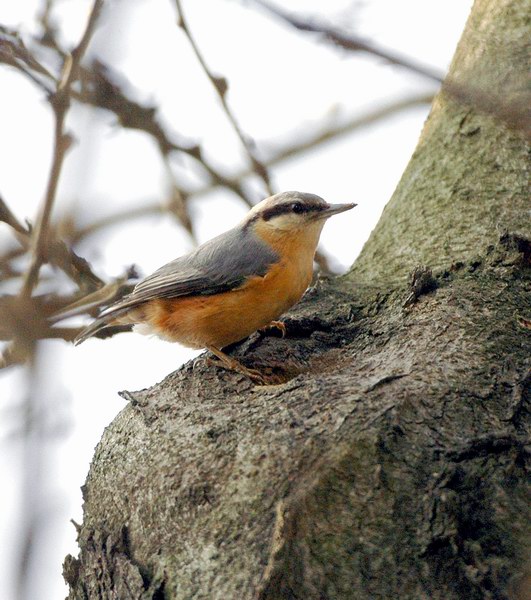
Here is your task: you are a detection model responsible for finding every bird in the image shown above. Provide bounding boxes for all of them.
[75,191,355,383]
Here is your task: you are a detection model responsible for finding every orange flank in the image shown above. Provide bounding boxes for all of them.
[144,244,313,350]
[141,214,324,349]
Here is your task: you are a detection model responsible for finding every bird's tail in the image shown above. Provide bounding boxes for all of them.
[74,307,131,346]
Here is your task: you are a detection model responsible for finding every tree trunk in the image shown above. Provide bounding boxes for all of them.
[64,1,530,598]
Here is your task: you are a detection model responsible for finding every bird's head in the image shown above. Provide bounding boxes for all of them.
[246,191,355,238]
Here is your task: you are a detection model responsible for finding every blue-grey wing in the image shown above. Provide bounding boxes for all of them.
[74,224,279,344]
[105,224,279,313]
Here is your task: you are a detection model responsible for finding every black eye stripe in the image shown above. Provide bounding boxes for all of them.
[262,202,323,221]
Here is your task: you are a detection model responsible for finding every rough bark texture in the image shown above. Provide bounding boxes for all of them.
[351,0,529,284]
[65,1,530,599]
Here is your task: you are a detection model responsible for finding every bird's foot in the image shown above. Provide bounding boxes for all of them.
[206,347,267,385]
[259,320,287,338]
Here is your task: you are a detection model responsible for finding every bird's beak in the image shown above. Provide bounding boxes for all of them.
[320,202,357,218]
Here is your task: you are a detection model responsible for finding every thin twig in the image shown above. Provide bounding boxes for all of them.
[0,25,56,94]
[73,201,167,242]
[0,195,31,234]
[79,60,256,207]
[0,191,104,289]
[253,1,531,139]
[72,93,432,241]
[174,0,274,196]
[253,0,444,83]
[263,93,434,166]
[20,0,104,297]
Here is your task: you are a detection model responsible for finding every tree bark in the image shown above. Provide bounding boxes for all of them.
[65,1,530,598]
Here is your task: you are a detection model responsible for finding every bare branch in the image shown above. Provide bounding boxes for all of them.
[252,1,444,83]
[78,61,256,208]
[0,25,55,93]
[252,1,531,139]
[263,93,434,167]
[0,192,103,288]
[71,94,432,242]
[71,201,167,243]
[20,0,104,297]
[49,275,136,324]
[80,61,197,157]
[0,195,31,234]
[174,0,274,196]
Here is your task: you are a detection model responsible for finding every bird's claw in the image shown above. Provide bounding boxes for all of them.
[259,320,287,338]
[206,355,267,385]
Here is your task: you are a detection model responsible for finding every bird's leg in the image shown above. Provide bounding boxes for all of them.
[207,346,267,384]
[259,320,286,337]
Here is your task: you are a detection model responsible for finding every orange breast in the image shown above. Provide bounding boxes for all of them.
[142,246,313,349]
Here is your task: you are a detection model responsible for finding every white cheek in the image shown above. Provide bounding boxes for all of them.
[269,214,300,231]
[268,217,326,249]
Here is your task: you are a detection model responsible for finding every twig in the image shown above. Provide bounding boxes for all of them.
[37,0,59,45]
[253,0,444,83]
[253,1,531,139]
[0,195,30,234]
[0,25,56,94]
[72,94,432,241]
[263,93,434,166]
[73,200,167,242]
[72,188,195,243]
[78,60,256,207]
[0,194,103,288]
[81,60,197,156]
[174,0,274,196]
[20,0,104,297]
[48,275,136,324]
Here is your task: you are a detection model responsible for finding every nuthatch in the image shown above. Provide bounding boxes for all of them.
[75,191,355,382]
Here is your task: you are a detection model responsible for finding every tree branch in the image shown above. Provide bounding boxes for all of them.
[252,0,531,139]
[263,93,434,166]
[174,0,274,196]
[70,93,431,243]
[78,60,257,208]
[252,0,445,83]
[20,0,104,297]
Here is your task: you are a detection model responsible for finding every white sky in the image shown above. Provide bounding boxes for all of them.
[0,1,473,598]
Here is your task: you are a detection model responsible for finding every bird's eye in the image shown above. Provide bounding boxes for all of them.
[292,202,304,214]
